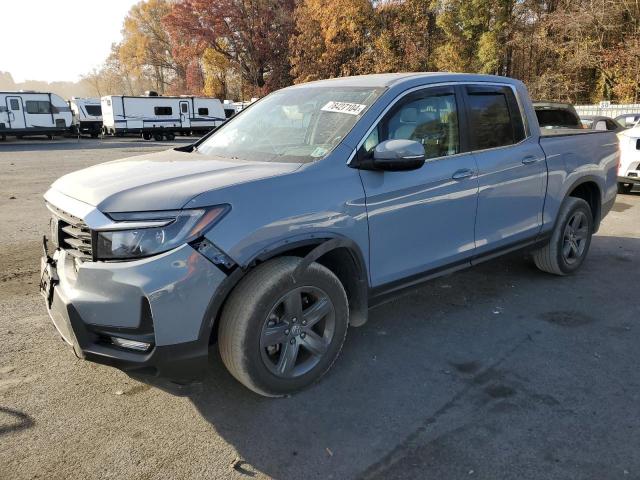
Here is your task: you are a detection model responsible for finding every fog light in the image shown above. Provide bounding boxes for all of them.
[110,336,151,352]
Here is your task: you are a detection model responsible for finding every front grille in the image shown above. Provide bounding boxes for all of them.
[48,204,93,261]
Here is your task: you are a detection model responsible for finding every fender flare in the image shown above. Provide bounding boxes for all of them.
[562,175,604,230]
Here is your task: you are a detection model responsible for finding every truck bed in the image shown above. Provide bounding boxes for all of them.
[539,128,607,137]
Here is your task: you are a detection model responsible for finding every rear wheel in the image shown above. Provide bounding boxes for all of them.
[618,182,634,194]
[218,256,349,397]
[165,132,175,141]
[142,132,152,140]
[153,132,164,141]
[90,132,99,138]
[533,197,593,275]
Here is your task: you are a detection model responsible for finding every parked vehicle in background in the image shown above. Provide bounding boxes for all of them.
[0,91,72,140]
[580,115,625,133]
[69,97,103,138]
[614,113,640,129]
[617,125,640,193]
[222,100,238,119]
[101,93,226,140]
[533,101,582,129]
[41,73,618,397]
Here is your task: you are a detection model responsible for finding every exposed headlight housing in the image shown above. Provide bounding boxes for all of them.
[95,205,229,260]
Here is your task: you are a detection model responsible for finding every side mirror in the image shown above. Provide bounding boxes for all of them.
[371,139,425,171]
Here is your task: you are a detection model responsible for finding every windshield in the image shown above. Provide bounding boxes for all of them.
[197,86,384,163]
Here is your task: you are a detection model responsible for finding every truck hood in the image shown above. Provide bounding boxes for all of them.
[50,149,302,212]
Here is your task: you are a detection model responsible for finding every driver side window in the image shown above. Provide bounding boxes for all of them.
[361,88,460,160]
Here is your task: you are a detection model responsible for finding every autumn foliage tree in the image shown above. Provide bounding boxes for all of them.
[289,0,376,82]
[164,0,295,95]
[85,0,639,104]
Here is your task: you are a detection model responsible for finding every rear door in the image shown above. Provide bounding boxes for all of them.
[180,101,191,129]
[463,85,546,254]
[6,96,26,129]
[358,85,479,287]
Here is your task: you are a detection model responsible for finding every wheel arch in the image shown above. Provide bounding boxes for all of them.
[566,177,602,231]
[204,235,370,346]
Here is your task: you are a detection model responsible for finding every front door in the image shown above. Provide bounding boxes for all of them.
[6,96,26,129]
[180,101,191,129]
[358,86,479,287]
[462,85,547,254]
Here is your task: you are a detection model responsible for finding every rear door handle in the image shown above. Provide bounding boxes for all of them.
[452,168,474,180]
[522,156,538,165]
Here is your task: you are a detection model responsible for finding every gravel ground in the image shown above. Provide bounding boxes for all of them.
[1,137,639,479]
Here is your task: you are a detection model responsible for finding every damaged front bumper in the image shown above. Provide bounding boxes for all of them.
[40,237,229,381]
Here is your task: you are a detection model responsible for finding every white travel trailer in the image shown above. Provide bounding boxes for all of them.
[69,97,103,137]
[0,91,72,140]
[101,93,226,140]
[222,100,239,119]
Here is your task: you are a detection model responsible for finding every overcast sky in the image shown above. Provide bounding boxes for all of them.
[2,0,139,83]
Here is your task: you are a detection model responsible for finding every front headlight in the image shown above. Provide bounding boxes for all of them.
[95,206,229,260]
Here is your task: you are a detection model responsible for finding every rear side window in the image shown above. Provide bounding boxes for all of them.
[466,86,526,150]
[26,100,52,114]
[154,106,172,116]
[198,107,208,115]
[85,105,102,116]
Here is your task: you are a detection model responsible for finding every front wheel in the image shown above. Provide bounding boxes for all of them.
[618,182,634,194]
[218,256,349,397]
[533,197,593,275]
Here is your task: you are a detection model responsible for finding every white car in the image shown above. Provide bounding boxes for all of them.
[617,126,640,193]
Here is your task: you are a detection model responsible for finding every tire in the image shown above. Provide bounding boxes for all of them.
[533,197,593,275]
[153,132,164,141]
[90,132,99,138]
[47,134,54,140]
[218,256,349,397]
[165,132,175,141]
[142,132,152,141]
[618,182,633,194]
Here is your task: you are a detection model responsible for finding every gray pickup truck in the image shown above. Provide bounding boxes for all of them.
[40,73,618,397]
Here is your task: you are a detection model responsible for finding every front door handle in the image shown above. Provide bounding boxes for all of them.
[522,155,538,165]
[452,168,474,180]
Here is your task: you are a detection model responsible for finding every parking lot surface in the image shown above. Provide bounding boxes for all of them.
[1,138,639,479]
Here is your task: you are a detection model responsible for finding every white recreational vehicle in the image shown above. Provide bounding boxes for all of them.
[101,93,226,140]
[0,91,72,140]
[69,97,103,137]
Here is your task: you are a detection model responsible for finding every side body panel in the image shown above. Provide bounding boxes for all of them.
[471,136,547,253]
[539,131,619,231]
[360,153,479,287]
